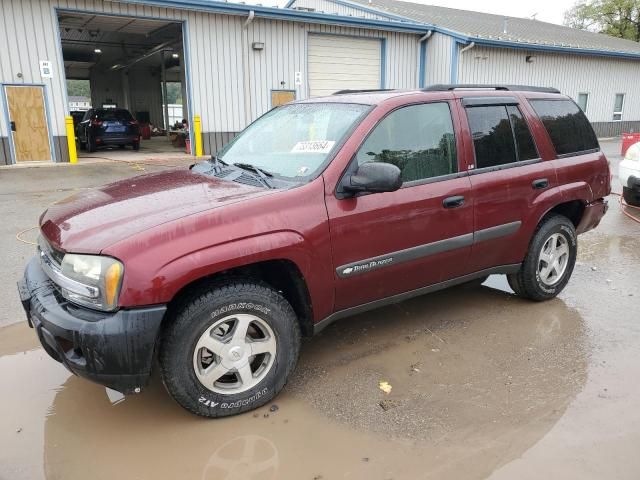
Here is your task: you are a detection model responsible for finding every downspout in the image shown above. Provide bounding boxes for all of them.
[243,10,255,28]
[459,41,476,54]
[453,41,475,84]
[241,10,255,134]
[418,30,433,88]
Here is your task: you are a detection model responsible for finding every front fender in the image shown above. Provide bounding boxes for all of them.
[117,230,328,311]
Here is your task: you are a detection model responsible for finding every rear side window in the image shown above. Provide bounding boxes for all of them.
[356,102,457,183]
[95,109,133,121]
[529,99,598,156]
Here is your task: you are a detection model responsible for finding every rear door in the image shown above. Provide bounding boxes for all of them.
[459,96,558,272]
[325,101,474,311]
[98,109,134,136]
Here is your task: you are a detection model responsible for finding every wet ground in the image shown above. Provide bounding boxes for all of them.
[1,140,639,480]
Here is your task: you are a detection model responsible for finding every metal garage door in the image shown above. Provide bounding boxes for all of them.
[308,34,382,97]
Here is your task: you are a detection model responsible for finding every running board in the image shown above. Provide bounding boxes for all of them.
[313,264,521,335]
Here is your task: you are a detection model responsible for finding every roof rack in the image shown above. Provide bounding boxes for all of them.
[424,84,561,94]
[332,89,397,95]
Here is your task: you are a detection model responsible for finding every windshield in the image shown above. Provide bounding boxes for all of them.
[218,103,370,181]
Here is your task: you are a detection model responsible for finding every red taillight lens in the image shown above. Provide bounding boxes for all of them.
[91,120,103,126]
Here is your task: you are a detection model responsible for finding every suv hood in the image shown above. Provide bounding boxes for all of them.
[40,169,269,253]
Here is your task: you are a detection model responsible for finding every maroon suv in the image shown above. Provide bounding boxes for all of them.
[18,85,610,417]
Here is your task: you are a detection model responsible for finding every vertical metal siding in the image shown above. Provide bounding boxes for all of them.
[0,0,419,151]
[424,32,453,86]
[457,45,640,123]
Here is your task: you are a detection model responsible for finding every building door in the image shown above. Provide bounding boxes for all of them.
[5,85,52,162]
[307,34,381,97]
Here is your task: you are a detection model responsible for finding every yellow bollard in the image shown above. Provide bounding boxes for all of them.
[65,115,78,164]
[193,115,203,157]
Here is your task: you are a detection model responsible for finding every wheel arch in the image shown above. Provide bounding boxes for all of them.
[164,258,315,338]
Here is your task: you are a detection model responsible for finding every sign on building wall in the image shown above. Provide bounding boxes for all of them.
[39,61,53,79]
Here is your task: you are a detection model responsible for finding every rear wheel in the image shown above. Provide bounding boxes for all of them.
[507,214,577,301]
[88,136,97,153]
[160,280,301,418]
[132,141,140,151]
[119,144,126,149]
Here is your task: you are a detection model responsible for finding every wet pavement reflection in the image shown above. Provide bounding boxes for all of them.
[1,197,639,480]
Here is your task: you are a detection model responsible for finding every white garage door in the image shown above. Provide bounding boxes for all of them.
[308,34,382,97]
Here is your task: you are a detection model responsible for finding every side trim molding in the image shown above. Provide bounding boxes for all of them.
[474,221,521,244]
[336,233,473,278]
[336,221,522,278]
[315,263,522,334]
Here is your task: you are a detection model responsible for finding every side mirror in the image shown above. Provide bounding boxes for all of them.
[342,162,402,195]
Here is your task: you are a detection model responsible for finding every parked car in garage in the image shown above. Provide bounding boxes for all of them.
[70,110,86,128]
[19,85,610,418]
[76,108,140,152]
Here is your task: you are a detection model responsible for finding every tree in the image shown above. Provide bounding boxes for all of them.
[564,0,640,42]
[66,79,91,98]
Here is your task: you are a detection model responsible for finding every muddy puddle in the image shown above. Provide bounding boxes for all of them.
[1,281,590,480]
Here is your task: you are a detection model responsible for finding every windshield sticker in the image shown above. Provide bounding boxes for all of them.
[291,140,335,154]
[296,166,309,176]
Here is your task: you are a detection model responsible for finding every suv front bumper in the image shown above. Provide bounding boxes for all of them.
[17,257,166,394]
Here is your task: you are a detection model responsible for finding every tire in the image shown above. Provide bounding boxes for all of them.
[119,144,126,150]
[88,136,97,153]
[507,214,577,301]
[623,186,640,207]
[79,140,86,151]
[132,141,140,151]
[159,280,301,418]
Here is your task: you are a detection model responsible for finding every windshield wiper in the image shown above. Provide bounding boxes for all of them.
[233,163,275,189]
[208,155,228,173]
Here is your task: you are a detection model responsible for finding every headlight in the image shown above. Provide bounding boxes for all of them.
[625,143,640,162]
[60,254,124,312]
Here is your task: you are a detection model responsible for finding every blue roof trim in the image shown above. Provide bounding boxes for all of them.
[315,0,640,59]
[118,0,428,33]
[467,36,640,60]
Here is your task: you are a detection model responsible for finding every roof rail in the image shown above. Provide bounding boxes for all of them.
[332,89,396,95]
[424,84,561,94]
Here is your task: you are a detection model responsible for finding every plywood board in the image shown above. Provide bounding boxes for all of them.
[6,86,52,162]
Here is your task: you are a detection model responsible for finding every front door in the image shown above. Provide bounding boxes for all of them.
[5,85,52,162]
[325,101,474,311]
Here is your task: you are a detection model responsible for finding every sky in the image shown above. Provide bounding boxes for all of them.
[247,0,579,25]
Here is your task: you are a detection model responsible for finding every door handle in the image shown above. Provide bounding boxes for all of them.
[10,121,16,132]
[532,178,549,190]
[443,195,465,209]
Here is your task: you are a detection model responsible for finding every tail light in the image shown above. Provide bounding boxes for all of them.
[129,120,139,126]
[91,119,103,126]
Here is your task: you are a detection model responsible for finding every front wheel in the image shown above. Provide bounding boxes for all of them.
[159,280,301,418]
[507,214,577,301]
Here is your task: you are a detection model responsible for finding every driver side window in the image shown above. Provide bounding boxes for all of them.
[355,102,457,183]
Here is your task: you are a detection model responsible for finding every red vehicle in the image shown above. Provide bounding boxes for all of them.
[18,85,609,417]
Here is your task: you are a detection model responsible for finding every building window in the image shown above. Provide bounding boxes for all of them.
[356,102,457,183]
[613,94,625,121]
[577,93,588,112]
